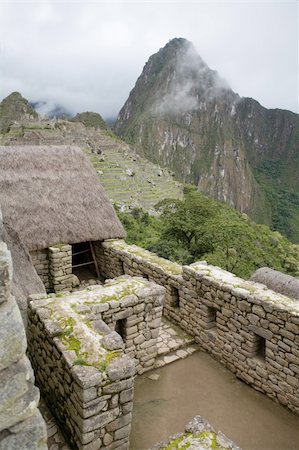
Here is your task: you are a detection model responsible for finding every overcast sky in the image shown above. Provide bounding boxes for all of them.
[0,1,298,118]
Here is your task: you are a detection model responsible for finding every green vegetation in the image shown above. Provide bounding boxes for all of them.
[71,111,109,131]
[162,431,221,450]
[0,91,38,133]
[255,160,299,242]
[114,38,299,245]
[116,186,299,279]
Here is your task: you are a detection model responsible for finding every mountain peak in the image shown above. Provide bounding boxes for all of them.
[0,91,38,133]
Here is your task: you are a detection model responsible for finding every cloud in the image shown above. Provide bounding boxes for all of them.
[153,42,231,115]
[0,1,297,118]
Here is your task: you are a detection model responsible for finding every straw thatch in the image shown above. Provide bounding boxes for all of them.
[250,267,299,301]
[0,145,125,250]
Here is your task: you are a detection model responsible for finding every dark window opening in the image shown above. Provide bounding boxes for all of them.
[72,242,99,281]
[115,319,126,340]
[253,334,266,361]
[170,287,180,308]
[121,261,126,275]
[206,306,217,330]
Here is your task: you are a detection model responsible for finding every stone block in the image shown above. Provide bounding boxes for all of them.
[72,365,103,388]
[0,297,26,371]
[102,332,125,351]
[107,356,136,382]
[0,242,12,304]
[114,424,131,441]
[81,408,119,433]
[106,413,132,432]
[0,365,39,431]
[0,410,47,450]
[120,388,134,404]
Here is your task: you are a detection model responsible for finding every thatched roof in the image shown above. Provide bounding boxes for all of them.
[0,145,125,250]
[250,267,299,301]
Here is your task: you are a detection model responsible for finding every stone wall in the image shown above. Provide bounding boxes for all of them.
[30,249,50,291]
[30,245,73,293]
[27,276,165,449]
[0,219,47,449]
[96,239,299,415]
[49,244,73,292]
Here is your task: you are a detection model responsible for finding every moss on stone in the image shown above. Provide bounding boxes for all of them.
[162,431,224,450]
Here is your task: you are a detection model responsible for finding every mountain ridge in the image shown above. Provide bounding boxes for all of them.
[114,38,299,242]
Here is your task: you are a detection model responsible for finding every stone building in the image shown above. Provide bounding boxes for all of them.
[1,144,299,450]
[0,145,125,320]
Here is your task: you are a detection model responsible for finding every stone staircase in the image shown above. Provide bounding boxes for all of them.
[154,318,199,368]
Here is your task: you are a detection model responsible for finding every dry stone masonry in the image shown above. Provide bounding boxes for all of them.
[0,215,47,449]
[49,244,73,292]
[31,245,73,293]
[27,276,165,449]
[96,239,299,415]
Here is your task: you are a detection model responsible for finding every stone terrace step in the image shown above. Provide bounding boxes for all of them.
[154,318,199,368]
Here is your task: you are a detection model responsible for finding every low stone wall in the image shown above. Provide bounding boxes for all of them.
[151,415,240,450]
[0,233,47,448]
[27,276,164,449]
[49,244,73,292]
[96,239,299,415]
[30,249,50,291]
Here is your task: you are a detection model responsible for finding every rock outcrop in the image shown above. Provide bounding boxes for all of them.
[0,210,47,450]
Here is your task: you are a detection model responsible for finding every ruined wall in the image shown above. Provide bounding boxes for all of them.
[0,215,47,449]
[97,239,299,415]
[27,276,164,449]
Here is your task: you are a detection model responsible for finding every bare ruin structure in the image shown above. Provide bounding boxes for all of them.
[1,145,299,449]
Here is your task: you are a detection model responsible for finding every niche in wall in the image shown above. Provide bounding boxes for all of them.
[253,333,266,362]
[169,286,180,308]
[206,306,217,330]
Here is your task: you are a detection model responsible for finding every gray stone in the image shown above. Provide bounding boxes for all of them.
[44,320,63,337]
[102,379,133,395]
[107,356,136,381]
[73,384,98,403]
[114,424,131,440]
[0,410,47,450]
[0,297,26,371]
[106,413,132,432]
[72,365,103,388]
[103,433,113,446]
[0,242,12,304]
[0,382,39,432]
[248,325,273,341]
[92,319,112,335]
[120,388,134,404]
[102,332,125,351]
[91,303,109,313]
[0,356,38,431]
[81,408,119,433]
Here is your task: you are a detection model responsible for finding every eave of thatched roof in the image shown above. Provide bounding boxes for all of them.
[0,145,125,250]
